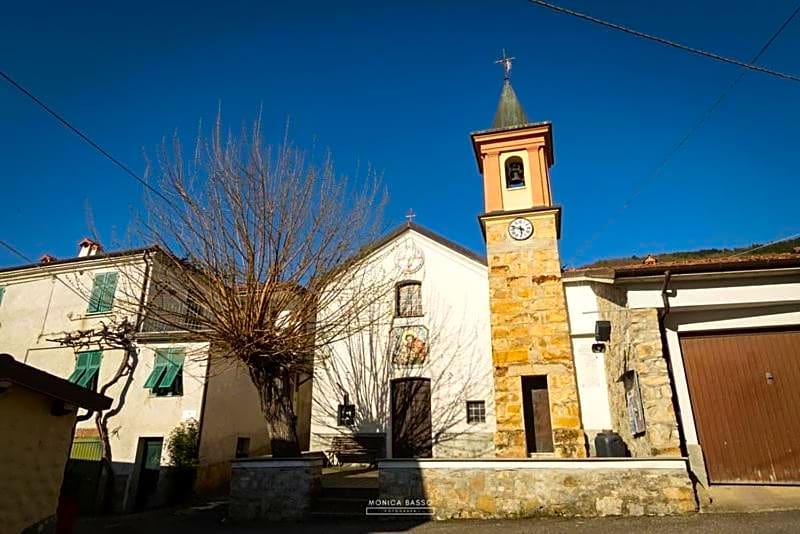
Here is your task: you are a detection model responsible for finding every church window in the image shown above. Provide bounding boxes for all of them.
[466,401,486,424]
[505,156,525,189]
[395,281,422,317]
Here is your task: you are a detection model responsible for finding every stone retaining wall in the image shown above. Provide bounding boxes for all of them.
[229,457,322,520]
[379,458,696,519]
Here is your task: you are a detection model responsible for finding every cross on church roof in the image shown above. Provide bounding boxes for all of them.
[405,208,416,225]
[495,49,514,81]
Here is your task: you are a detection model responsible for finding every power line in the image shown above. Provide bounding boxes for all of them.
[528,0,800,83]
[565,3,800,265]
[0,70,174,206]
[0,238,95,305]
[730,231,800,257]
[0,239,33,263]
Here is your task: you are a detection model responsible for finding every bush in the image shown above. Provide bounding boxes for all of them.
[167,419,199,469]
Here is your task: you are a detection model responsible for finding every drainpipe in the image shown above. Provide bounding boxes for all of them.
[657,270,687,456]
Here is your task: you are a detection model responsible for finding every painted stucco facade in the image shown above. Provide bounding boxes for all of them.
[310,225,496,458]
[563,265,800,494]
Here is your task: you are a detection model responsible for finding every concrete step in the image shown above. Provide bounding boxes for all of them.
[312,484,379,517]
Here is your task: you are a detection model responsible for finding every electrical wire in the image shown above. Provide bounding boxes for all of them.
[561,3,800,265]
[528,0,800,83]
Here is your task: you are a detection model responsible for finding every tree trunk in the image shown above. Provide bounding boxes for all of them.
[263,374,301,457]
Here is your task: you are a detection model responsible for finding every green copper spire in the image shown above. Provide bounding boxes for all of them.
[491,49,528,129]
[491,79,529,129]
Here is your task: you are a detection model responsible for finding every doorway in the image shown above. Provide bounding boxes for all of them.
[522,375,554,454]
[391,377,432,458]
[135,437,163,510]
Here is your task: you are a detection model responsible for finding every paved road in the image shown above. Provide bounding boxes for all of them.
[75,504,800,534]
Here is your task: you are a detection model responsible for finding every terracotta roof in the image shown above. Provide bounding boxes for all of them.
[564,253,800,279]
[0,354,111,411]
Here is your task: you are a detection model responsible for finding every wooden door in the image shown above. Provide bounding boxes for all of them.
[522,375,554,454]
[681,329,800,483]
[391,378,432,458]
[135,438,163,509]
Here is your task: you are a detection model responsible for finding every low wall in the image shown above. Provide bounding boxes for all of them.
[379,458,696,519]
[229,457,322,520]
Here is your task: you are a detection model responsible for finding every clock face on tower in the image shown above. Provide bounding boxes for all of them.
[508,218,533,241]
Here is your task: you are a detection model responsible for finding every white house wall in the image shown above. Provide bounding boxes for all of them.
[311,228,495,458]
[0,256,207,467]
[564,283,613,435]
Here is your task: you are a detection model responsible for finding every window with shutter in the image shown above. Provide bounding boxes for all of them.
[69,351,102,390]
[87,272,118,314]
[144,348,185,397]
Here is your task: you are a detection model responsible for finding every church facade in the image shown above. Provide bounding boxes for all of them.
[308,59,800,512]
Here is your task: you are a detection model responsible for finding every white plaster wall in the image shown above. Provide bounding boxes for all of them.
[0,255,207,466]
[311,228,495,457]
[624,273,800,310]
[564,283,613,433]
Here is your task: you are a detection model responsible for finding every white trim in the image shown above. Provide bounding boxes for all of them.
[665,308,800,447]
[378,458,687,470]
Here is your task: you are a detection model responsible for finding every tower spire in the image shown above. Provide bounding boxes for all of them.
[491,50,528,129]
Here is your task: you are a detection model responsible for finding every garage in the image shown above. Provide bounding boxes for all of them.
[680,329,800,484]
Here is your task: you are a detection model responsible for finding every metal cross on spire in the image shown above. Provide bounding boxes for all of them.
[495,49,514,81]
[405,208,416,226]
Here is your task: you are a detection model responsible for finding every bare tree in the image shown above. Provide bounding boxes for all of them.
[311,245,495,459]
[134,115,388,454]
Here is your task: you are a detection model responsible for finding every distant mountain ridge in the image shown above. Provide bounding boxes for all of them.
[580,237,800,269]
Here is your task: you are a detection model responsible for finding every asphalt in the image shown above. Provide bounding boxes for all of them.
[74,503,800,534]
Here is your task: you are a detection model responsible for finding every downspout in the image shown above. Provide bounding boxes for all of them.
[657,270,687,456]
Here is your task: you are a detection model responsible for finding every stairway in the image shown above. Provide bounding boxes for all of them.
[311,485,378,518]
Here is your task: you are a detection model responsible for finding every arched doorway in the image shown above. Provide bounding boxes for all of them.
[390,377,432,458]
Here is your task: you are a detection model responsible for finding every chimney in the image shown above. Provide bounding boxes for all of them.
[39,254,57,264]
[78,238,102,258]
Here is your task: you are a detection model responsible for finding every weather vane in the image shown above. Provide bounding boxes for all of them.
[495,49,514,81]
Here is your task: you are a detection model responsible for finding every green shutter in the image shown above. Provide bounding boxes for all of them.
[76,351,102,388]
[98,272,118,312]
[0,286,5,306]
[157,349,185,389]
[87,272,118,313]
[144,351,169,389]
[67,352,88,383]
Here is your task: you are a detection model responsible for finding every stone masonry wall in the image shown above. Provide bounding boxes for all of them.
[593,283,681,457]
[379,463,696,518]
[485,210,585,458]
[229,458,321,520]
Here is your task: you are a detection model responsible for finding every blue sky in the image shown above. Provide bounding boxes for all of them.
[1,0,798,268]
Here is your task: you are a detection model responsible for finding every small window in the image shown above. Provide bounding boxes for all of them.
[144,348,185,397]
[235,437,251,459]
[67,351,102,390]
[87,272,118,314]
[395,281,422,317]
[466,400,486,424]
[337,393,355,426]
[505,156,525,189]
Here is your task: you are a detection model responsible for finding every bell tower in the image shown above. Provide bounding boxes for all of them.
[473,52,585,458]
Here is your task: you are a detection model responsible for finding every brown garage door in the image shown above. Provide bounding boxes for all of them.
[680,329,800,484]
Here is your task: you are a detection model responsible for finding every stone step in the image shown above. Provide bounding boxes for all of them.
[311,496,372,517]
[318,486,378,500]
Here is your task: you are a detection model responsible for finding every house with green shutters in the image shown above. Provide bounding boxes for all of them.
[0,238,284,511]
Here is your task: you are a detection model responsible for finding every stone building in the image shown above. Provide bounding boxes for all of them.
[311,59,800,516]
